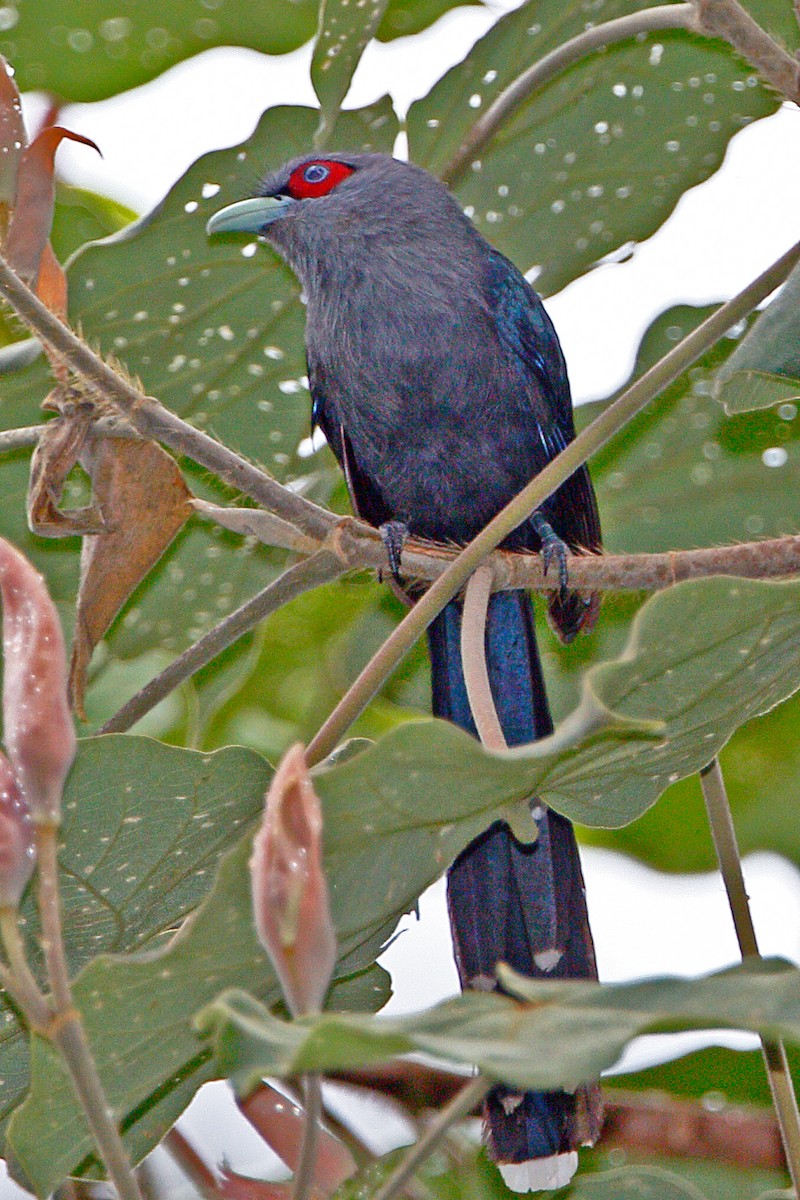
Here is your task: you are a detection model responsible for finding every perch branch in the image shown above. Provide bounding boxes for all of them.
[0,255,335,542]
[305,236,800,764]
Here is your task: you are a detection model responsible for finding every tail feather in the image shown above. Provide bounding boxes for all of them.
[427,592,601,1171]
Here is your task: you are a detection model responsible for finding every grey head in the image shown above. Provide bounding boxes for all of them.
[206,152,484,298]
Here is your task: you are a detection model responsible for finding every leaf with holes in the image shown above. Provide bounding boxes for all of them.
[0,735,270,1136]
[408,0,786,295]
[0,0,472,102]
[312,0,391,134]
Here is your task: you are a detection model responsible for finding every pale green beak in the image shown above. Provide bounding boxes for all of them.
[206,195,292,236]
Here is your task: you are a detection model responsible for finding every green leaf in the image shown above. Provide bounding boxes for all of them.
[0,735,271,1133]
[312,0,391,134]
[2,2,321,101]
[716,259,800,414]
[550,303,800,869]
[408,1,779,294]
[198,959,800,1096]
[377,0,480,41]
[12,567,800,1185]
[0,0,469,102]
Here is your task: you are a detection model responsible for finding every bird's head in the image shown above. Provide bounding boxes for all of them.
[207,152,475,289]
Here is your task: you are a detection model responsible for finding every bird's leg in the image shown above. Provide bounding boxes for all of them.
[531,511,569,604]
[379,519,409,582]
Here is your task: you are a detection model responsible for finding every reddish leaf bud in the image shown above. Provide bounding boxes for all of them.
[250,744,337,1016]
[0,538,75,823]
[0,751,34,908]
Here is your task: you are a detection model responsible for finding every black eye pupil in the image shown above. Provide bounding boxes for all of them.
[304,164,329,184]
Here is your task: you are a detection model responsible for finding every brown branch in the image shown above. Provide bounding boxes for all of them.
[331,1063,786,1173]
[695,0,800,104]
[0,255,335,543]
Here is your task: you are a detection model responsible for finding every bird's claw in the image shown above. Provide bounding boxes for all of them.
[532,512,569,604]
[379,520,409,582]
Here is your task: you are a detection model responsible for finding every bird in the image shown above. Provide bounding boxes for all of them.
[208,152,603,1192]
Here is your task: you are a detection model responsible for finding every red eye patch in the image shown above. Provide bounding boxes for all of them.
[287,159,354,199]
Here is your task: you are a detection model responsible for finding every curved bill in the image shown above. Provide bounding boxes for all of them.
[206,195,292,236]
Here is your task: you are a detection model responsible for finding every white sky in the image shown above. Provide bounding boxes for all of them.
[6,7,800,1196]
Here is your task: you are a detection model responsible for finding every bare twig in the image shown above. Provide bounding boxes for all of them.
[35,823,144,1200]
[164,1128,223,1200]
[100,550,345,734]
[336,1063,787,1172]
[442,5,699,185]
[370,1075,491,1200]
[695,0,800,103]
[292,1074,323,1200]
[699,759,800,1195]
[0,255,335,543]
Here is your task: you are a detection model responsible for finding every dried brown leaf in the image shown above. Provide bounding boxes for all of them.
[68,435,192,717]
[27,406,106,537]
[5,126,100,286]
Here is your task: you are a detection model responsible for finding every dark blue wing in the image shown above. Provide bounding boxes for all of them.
[485,248,575,441]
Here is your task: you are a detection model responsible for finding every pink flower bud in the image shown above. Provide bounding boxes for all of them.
[0,538,75,823]
[0,751,34,907]
[250,744,337,1016]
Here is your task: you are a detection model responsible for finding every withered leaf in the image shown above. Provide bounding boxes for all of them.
[27,406,106,537]
[68,435,192,718]
[5,126,100,287]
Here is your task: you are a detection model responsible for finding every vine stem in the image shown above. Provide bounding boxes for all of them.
[292,1073,323,1200]
[699,759,800,1194]
[35,822,145,1200]
[370,1074,490,1200]
[101,550,345,734]
[306,236,800,765]
[0,907,51,1029]
[461,566,506,751]
[442,4,699,184]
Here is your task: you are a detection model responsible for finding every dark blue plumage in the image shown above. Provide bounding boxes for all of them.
[208,153,602,1186]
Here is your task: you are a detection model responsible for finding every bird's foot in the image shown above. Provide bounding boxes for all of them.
[379,520,409,582]
[531,512,569,604]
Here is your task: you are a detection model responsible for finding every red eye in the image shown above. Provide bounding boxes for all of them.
[287,160,354,199]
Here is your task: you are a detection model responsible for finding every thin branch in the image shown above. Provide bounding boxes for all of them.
[0,907,51,1030]
[164,1128,224,1200]
[101,550,345,734]
[370,1075,491,1200]
[6,418,800,592]
[306,236,800,765]
[442,4,699,185]
[0,426,42,453]
[0,255,336,543]
[699,759,800,1194]
[695,0,800,103]
[336,1063,787,1172]
[35,822,144,1200]
[292,1074,322,1200]
[460,566,507,751]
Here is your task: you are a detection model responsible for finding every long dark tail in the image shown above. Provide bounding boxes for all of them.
[427,591,602,1165]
